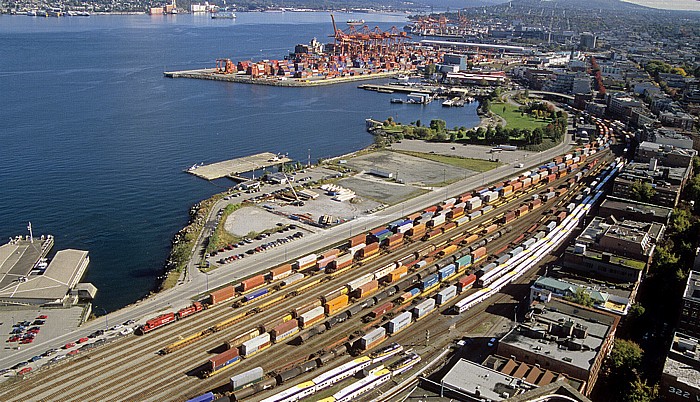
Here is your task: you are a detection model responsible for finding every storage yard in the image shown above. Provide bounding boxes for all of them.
[0,126,620,401]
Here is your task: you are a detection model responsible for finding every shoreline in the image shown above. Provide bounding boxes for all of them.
[164,68,406,87]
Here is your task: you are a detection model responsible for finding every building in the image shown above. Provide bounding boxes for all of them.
[607,93,643,120]
[636,141,697,169]
[660,111,696,131]
[612,162,689,208]
[649,129,695,150]
[438,358,538,400]
[562,243,646,283]
[543,71,591,95]
[579,33,597,50]
[598,196,673,225]
[660,332,700,402]
[497,299,619,396]
[575,216,664,265]
[0,249,94,306]
[680,271,700,338]
[529,276,632,315]
[443,53,468,71]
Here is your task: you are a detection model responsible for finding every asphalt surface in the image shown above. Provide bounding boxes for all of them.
[0,134,576,374]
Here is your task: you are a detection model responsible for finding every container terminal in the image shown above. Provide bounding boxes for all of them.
[165,15,444,86]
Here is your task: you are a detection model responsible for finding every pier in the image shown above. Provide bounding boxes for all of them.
[187,152,292,180]
[164,69,405,87]
[357,83,436,94]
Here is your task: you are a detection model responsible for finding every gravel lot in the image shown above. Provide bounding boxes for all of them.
[338,176,427,206]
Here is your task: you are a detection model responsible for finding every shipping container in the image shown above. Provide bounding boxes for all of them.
[296,254,318,270]
[281,273,304,287]
[230,367,264,391]
[317,255,337,270]
[482,224,498,235]
[503,211,516,224]
[400,288,421,303]
[420,273,439,291]
[471,246,487,262]
[412,298,436,320]
[324,294,350,315]
[347,273,375,292]
[240,275,265,292]
[225,328,261,350]
[269,264,293,281]
[387,312,412,334]
[387,265,408,282]
[293,300,322,318]
[322,249,341,259]
[210,285,236,305]
[359,327,387,350]
[407,224,427,239]
[355,280,379,298]
[438,264,456,281]
[209,348,240,372]
[370,302,394,319]
[456,254,473,271]
[271,320,300,343]
[436,285,458,305]
[457,274,477,292]
[427,214,446,228]
[373,263,398,281]
[454,216,470,227]
[244,288,268,302]
[357,243,380,260]
[298,306,325,328]
[466,197,482,211]
[349,234,366,248]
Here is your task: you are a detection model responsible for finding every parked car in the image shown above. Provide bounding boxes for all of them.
[63,342,75,349]
[76,337,89,344]
[18,367,32,376]
[36,315,48,320]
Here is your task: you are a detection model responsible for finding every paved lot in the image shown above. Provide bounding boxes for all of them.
[343,150,470,186]
[388,139,545,165]
[223,206,290,237]
[274,192,376,221]
[338,176,427,206]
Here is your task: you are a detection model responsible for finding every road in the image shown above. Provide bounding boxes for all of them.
[0,134,575,373]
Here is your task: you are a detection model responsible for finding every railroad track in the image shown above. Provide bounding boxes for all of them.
[0,150,612,401]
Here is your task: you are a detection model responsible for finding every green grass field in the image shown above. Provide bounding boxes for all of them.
[491,102,548,131]
[394,150,502,173]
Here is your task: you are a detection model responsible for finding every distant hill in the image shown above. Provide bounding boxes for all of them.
[412,0,652,11]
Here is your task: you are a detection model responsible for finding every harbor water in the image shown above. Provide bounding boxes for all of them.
[0,12,480,311]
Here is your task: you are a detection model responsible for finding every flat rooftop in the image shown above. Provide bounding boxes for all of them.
[0,236,53,291]
[599,196,673,222]
[663,332,700,390]
[0,249,90,304]
[186,152,292,180]
[441,358,537,400]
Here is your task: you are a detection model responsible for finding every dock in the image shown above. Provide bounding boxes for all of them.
[0,235,53,291]
[187,152,292,180]
[164,69,405,87]
[358,83,436,94]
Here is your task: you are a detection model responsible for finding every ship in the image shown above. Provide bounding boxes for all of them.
[347,19,365,26]
[211,11,236,19]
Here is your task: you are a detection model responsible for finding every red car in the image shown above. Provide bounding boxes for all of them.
[37,315,48,319]
[63,342,75,349]
[76,337,89,344]
[67,350,79,356]
[18,367,32,375]
[27,328,40,334]
[20,338,33,344]
[6,336,20,343]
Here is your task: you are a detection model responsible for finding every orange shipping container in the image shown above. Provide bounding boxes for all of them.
[388,265,408,282]
[324,294,350,315]
[464,234,479,245]
[322,249,340,259]
[472,246,487,261]
[270,264,293,280]
[482,224,498,235]
[355,280,379,298]
[210,285,235,305]
[241,275,265,292]
[349,234,366,247]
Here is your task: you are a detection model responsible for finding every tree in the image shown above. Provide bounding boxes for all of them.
[671,208,692,233]
[566,288,595,307]
[608,339,643,375]
[429,119,446,133]
[624,379,658,402]
[629,181,655,203]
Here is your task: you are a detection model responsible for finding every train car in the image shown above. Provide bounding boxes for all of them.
[271,320,300,343]
[324,294,350,315]
[369,342,403,362]
[412,298,436,320]
[329,369,392,402]
[419,273,439,292]
[260,381,316,402]
[386,265,408,283]
[299,306,325,328]
[312,356,372,392]
[356,243,380,261]
[438,264,456,281]
[348,234,366,248]
[436,285,457,305]
[347,273,375,292]
[296,254,318,270]
[422,228,443,241]
[358,327,386,351]
[326,254,353,273]
[176,302,204,319]
[456,254,473,272]
[317,255,337,271]
[244,288,268,303]
[187,392,215,402]
[281,273,304,287]
[368,302,394,319]
[354,280,379,299]
[240,275,266,292]
[292,300,322,318]
[457,274,477,292]
[225,328,261,350]
[387,311,412,335]
[138,312,176,334]
[269,264,293,281]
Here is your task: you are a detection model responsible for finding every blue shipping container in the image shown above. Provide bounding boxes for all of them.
[245,288,268,302]
[438,264,456,281]
[421,273,439,290]
[186,392,215,402]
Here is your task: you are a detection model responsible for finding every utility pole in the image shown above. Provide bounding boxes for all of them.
[425,330,430,346]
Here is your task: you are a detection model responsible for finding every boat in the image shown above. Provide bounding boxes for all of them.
[211,11,236,19]
[390,98,404,104]
[26,10,37,16]
[347,19,365,26]
[396,74,410,82]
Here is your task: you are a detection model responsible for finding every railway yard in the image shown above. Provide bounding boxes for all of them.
[0,121,621,401]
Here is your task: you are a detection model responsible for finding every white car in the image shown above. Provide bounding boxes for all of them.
[119,327,133,336]
[110,324,124,331]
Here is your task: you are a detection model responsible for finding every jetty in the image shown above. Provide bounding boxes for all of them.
[187,152,292,180]
[164,69,405,87]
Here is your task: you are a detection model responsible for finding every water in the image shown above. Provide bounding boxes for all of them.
[0,12,480,312]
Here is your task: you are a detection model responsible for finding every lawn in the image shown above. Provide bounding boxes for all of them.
[395,150,502,173]
[491,102,548,131]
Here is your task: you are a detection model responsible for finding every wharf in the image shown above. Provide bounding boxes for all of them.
[0,236,53,291]
[187,152,292,180]
[358,83,436,94]
[164,69,405,87]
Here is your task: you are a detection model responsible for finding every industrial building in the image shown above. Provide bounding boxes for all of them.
[496,299,619,396]
[529,276,631,316]
[598,196,673,225]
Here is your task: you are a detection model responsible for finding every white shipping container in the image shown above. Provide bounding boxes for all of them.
[454,216,470,227]
[348,243,366,256]
[347,273,375,291]
[231,367,264,390]
[297,254,317,267]
[281,273,305,287]
[429,215,446,227]
[299,306,325,325]
[436,285,457,305]
[373,263,398,281]
[362,327,386,344]
[413,298,436,319]
[387,312,412,334]
[396,222,413,234]
[241,333,271,355]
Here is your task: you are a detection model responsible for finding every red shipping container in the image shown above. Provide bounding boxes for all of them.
[209,348,239,372]
[355,280,379,298]
[322,249,340,259]
[270,264,292,280]
[241,275,265,292]
[457,274,477,292]
[271,319,298,339]
[370,302,394,318]
[349,234,366,247]
[387,233,404,246]
[472,246,487,261]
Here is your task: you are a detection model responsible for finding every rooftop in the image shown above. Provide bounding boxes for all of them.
[441,358,537,400]
[663,332,700,390]
[684,271,700,302]
[567,246,646,270]
[0,236,53,291]
[599,196,673,222]
[0,249,90,304]
[532,276,630,315]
